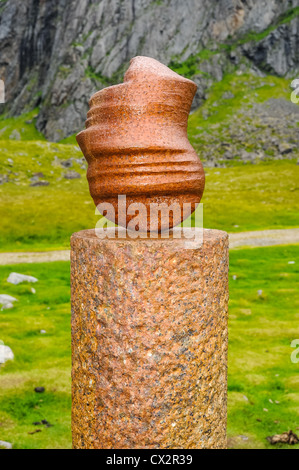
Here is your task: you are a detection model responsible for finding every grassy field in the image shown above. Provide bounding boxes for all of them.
[228,245,299,449]
[0,68,298,449]
[0,70,298,251]
[0,139,298,252]
[0,244,298,449]
[0,262,71,449]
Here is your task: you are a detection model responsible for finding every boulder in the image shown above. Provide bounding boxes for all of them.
[0,294,18,305]
[64,171,81,179]
[7,272,38,285]
[0,440,12,449]
[0,344,14,363]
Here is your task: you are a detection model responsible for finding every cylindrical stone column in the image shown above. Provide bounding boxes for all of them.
[71,228,229,449]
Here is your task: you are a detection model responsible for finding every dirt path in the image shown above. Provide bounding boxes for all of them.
[0,250,70,265]
[229,228,299,249]
[0,228,298,265]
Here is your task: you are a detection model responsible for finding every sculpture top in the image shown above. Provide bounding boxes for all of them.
[77,56,205,233]
[125,55,196,81]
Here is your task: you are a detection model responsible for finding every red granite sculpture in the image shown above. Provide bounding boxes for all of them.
[76,56,205,232]
[72,59,229,452]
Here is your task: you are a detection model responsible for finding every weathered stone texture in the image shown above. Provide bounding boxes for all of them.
[71,228,228,449]
[1,0,298,140]
[76,57,205,232]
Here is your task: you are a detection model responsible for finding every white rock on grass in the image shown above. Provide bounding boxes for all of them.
[0,344,14,363]
[7,272,38,285]
[0,294,18,310]
[1,302,14,310]
[0,440,12,449]
[0,294,18,305]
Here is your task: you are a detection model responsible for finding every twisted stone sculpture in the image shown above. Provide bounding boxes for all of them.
[72,56,228,450]
[76,56,205,232]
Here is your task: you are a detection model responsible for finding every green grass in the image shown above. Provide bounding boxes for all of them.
[169,54,209,79]
[0,139,97,251]
[228,245,299,448]
[281,6,299,24]
[188,72,291,140]
[0,73,297,251]
[198,161,299,233]
[0,245,298,448]
[0,143,298,251]
[59,134,78,145]
[0,261,71,449]
[0,109,45,141]
[84,65,111,86]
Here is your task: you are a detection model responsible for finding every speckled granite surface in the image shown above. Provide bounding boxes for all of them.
[76,57,205,232]
[71,228,228,449]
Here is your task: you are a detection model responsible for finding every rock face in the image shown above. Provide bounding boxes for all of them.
[77,56,205,232]
[0,0,299,141]
[192,97,299,167]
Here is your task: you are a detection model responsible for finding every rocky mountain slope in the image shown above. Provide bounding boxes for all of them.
[0,0,299,141]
